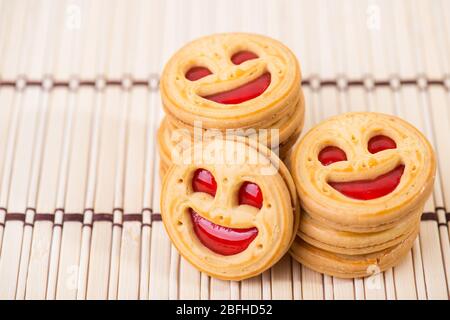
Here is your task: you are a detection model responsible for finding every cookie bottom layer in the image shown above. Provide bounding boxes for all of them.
[290,227,418,278]
[297,206,422,255]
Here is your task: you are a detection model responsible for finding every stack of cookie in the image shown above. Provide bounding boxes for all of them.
[288,112,436,278]
[158,32,305,178]
[160,137,299,280]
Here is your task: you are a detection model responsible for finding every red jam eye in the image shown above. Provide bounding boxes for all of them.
[368,135,397,154]
[238,182,263,209]
[192,169,217,196]
[231,51,259,65]
[185,66,212,81]
[318,146,347,166]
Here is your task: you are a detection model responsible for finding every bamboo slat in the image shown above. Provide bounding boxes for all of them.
[86,88,123,299]
[0,88,15,252]
[23,89,68,300]
[271,256,294,300]
[0,88,42,299]
[116,89,148,300]
[138,89,159,300]
[0,0,28,79]
[55,88,94,299]
[0,88,15,202]
[75,90,103,299]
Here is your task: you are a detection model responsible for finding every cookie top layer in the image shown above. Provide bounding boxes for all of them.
[160,137,298,280]
[289,112,436,232]
[161,33,301,129]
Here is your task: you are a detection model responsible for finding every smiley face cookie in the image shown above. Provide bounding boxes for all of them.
[288,112,435,278]
[160,137,299,280]
[289,112,435,232]
[158,33,305,180]
[161,32,303,130]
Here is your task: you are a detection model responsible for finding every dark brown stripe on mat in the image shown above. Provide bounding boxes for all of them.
[151,213,162,222]
[35,213,54,222]
[63,213,84,223]
[375,80,390,86]
[446,213,450,223]
[428,80,444,86]
[79,80,95,86]
[93,213,113,222]
[300,78,447,88]
[53,81,69,88]
[0,81,16,87]
[2,77,449,90]
[106,80,122,86]
[5,213,26,221]
[320,80,338,87]
[132,80,149,86]
[26,80,42,87]
[400,79,418,85]
[421,212,438,221]
[123,214,142,222]
[347,80,365,86]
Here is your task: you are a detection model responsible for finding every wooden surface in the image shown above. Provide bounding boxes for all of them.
[0,0,449,300]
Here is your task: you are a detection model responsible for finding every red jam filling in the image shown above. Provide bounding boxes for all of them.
[185,66,212,81]
[238,182,263,209]
[318,146,347,166]
[368,135,397,154]
[192,169,217,196]
[329,165,405,200]
[203,72,271,104]
[190,209,258,256]
[231,51,259,65]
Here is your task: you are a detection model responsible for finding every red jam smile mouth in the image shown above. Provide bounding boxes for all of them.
[190,209,258,256]
[203,72,271,104]
[329,165,405,200]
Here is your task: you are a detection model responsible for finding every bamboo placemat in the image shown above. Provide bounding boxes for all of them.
[0,0,449,300]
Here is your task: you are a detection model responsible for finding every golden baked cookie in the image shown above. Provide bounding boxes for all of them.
[290,227,418,278]
[297,207,421,255]
[161,32,303,130]
[157,116,193,173]
[289,112,436,233]
[160,137,299,280]
[157,107,304,172]
[165,91,304,144]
